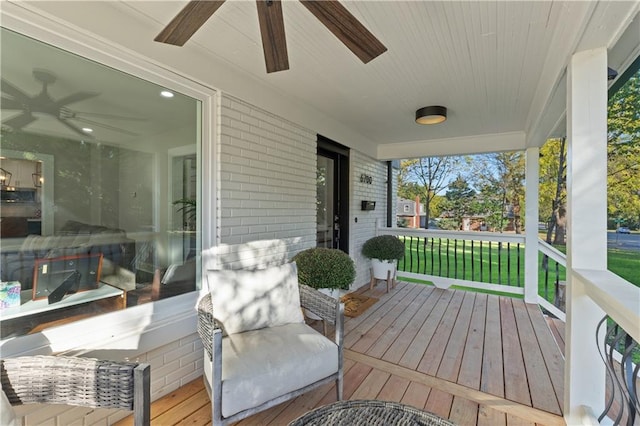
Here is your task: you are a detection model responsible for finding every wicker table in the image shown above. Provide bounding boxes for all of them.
[288,400,456,425]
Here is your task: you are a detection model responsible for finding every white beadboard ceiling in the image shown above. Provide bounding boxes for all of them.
[1,1,638,158]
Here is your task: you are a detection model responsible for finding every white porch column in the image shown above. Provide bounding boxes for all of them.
[524,147,539,304]
[564,47,608,422]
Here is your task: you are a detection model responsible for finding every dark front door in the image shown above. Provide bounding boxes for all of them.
[317,136,349,252]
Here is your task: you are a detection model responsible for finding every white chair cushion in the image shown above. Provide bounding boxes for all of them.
[0,389,17,426]
[204,322,339,418]
[206,263,304,334]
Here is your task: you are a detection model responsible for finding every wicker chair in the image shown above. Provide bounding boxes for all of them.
[199,240,344,426]
[0,356,150,426]
[198,285,344,426]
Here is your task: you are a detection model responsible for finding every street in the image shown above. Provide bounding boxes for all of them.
[608,232,640,252]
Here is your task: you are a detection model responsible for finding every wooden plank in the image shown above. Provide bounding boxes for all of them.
[417,290,466,375]
[377,375,411,402]
[478,405,507,426]
[506,413,537,426]
[500,297,532,406]
[344,282,412,333]
[400,381,431,409]
[152,388,210,425]
[175,403,211,426]
[436,291,476,382]
[449,396,479,425]
[481,295,504,397]
[349,284,425,353]
[343,282,414,343]
[346,350,565,426]
[114,379,205,426]
[265,382,334,425]
[381,287,445,364]
[512,301,561,415]
[350,368,391,399]
[458,293,487,389]
[545,317,565,356]
[424,388,453,419]
[399,289,455,370]
[527,304,565,413]
[365,284,435,359]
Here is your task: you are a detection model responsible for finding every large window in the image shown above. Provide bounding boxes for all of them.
[0,28,202,339]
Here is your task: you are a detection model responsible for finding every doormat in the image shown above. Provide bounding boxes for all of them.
[340,293,378,318]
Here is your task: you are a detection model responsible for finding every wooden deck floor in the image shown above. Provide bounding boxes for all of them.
[116,282,566,426]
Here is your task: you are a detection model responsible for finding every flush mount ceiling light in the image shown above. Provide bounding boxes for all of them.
[160,90,174,98]
[415,106,447,125]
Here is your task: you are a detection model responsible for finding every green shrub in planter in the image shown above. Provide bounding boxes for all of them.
[362,235,405,261]
[292,247,355,290]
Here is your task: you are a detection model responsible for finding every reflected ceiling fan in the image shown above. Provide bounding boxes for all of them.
[1,69,140,137]
[155,0,387,73]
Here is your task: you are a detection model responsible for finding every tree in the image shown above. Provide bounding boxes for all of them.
[444,175,476,229]
[539,138,567,244]
[608,71,640,229]
[468,152,525,233]
[399,157,457,228]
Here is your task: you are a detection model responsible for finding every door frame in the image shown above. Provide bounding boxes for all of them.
[317,135,349,253]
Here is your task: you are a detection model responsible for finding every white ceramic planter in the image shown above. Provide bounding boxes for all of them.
[371,258,397,280]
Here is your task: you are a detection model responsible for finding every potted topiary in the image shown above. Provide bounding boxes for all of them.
[362,235,405,286]
[292,247,356,299]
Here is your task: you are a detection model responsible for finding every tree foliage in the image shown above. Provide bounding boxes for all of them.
[398,157,458,228]
[607,72,640,229]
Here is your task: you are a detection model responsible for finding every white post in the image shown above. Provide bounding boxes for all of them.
[564,47,608,423]
[524,146,539,304]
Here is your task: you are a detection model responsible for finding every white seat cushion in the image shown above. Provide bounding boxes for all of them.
[204,322,339,418]
[206,263,304,334]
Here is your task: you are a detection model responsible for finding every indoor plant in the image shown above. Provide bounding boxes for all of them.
[292,247,355,299]
[362,235,406,282]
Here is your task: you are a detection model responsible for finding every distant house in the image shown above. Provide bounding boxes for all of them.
[397,197,421,228]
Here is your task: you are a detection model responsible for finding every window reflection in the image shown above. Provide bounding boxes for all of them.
[0,28,201,339]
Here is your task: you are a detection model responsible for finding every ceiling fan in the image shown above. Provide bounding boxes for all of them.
[155,0,387,73]
[1,69,140,137]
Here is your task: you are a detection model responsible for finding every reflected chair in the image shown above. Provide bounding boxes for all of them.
[0,356,150,426]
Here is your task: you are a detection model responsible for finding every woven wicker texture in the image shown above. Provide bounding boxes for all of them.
[288,400,456,426]
[1,355,138,410]
[198,283,339,360]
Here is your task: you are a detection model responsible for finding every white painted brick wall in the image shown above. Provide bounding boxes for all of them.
[350,151,390,288]
[219,95,317,251]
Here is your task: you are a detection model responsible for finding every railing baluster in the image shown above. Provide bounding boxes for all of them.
[422,237,427,275]
[497,241,502,285]
[454,239,458,279]
[409,236,414,273]
[480,240,483,282]
[517,243,521,287]
[597,316,640,425]
[544,255,549,302]
[438,238,442,277]
[446,238,451,277]
[507,243,513,285]
[462,240,466,280]
[430,237,435,275]
[471,240,475,281]
[488,241,492,283]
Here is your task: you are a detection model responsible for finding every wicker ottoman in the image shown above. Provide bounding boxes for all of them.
[289,400,456,425]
